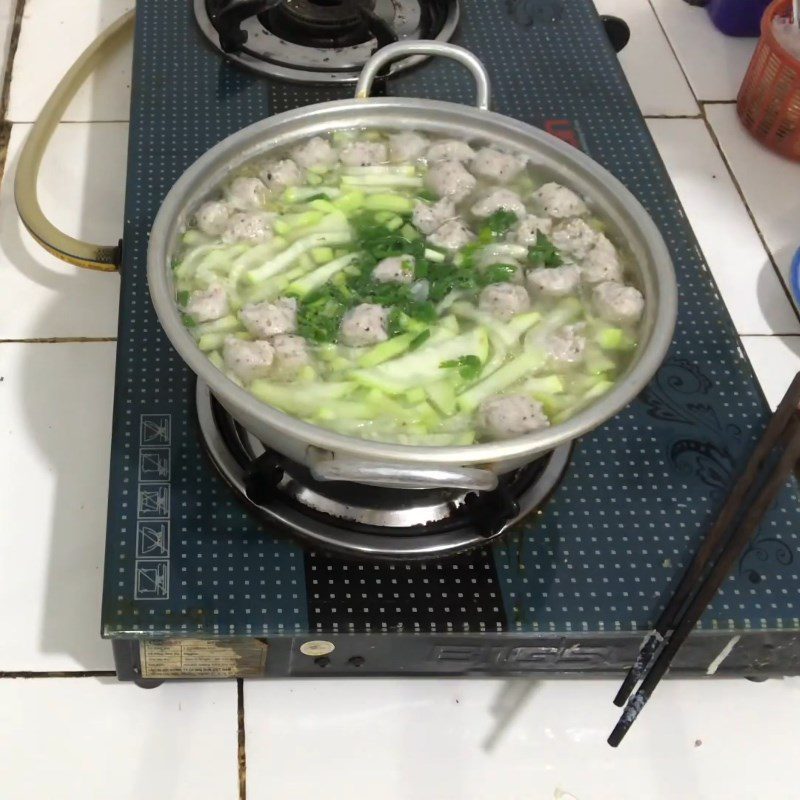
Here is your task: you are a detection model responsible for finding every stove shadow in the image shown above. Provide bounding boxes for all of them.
[482,677,541,751]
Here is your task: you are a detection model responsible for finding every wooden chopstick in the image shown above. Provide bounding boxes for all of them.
[608,406,800,747]
[612,372,800,709]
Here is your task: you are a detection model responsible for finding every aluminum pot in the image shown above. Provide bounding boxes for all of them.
[18,28,677,492]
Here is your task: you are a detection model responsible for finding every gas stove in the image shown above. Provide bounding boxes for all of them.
[103,0,800,684]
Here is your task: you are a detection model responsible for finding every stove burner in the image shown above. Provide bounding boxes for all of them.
[196,0,460,83]
[196,381,571,559]
[261,0,391,50]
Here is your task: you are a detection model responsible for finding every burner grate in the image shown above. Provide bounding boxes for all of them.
[195,0,460,82]
[196,381,571,560]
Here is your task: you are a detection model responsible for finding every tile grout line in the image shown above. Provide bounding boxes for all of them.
[237,679,247,800]
[698,107,800,327]
[0,0,26,186]
[0,671,116,679]
[0,337,118,344]
[643,113,703,120]
[646,0,800,330]
[645,0,704,112]
[10,118,131,125]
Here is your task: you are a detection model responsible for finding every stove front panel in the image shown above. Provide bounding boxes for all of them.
[103,0,800,646]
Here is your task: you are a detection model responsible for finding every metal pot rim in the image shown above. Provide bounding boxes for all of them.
[148,96,677,466]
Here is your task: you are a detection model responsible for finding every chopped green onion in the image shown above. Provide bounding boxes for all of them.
[409,329,431,351]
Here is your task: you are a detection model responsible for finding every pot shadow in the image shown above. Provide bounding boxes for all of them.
[9,76,127,669]
[479,517,561,751]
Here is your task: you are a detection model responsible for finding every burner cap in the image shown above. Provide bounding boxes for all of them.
[261,0,378,48]
[281,0,375,28]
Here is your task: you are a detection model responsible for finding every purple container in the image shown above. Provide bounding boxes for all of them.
[706,0,772,36]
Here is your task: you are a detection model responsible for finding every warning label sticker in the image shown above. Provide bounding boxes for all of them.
[140,638,268,678]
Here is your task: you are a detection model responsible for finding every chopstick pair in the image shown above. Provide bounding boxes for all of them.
[607,372,800,748]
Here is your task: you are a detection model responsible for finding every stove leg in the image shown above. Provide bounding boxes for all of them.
[134,678,164,689]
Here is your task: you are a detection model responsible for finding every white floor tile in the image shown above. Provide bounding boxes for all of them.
[650,0,757,101]
[594,0,698,116]
[0,122,124,339]
[0,342,116,671]
[706,104,800,301]
[8,0,133,123]
[647,118,799,335]
[0,678,239,800]
[244,677,800,800]
[741,336,800,410]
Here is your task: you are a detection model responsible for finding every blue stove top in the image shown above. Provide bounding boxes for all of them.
[101,0,800,679]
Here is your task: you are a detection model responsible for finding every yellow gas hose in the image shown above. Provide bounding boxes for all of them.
[14,9,135,271]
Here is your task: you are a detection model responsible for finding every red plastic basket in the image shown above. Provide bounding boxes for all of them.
[737,0,800,160]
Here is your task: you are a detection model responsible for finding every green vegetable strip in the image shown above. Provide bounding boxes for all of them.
[362,194,415,213]
[426,380,458,416]
[552,379,614,423]
[194,315,242,336]
[357,332,416,368]
[249,380,356,415]
[287,253,360,298]
[342,165,416,176]
[522,375,565,397]
[284,211,350,242]
[451,303,540,348]
[353,328,488,395]
[457,351,546,413]
[524,298,583,348]
[246,231,352,284]
[283,186,341,203]
[341,175,422,189]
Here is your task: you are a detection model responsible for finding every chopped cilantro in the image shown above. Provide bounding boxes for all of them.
[387,307,405,338]
[427,260,479,303]
[177,289,190,307]
[413,259,429,279]
[440,354,482,380]
[486,209,518,235]
[478,263,518,286]
[527,231,563,268]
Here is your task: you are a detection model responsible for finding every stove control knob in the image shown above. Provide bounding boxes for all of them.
[348,656,365,668]
[314,656,331,668]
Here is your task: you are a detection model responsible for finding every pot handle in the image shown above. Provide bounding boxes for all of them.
[309,451,499,492]
[14,10,135,271]
[355,41,492,111]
